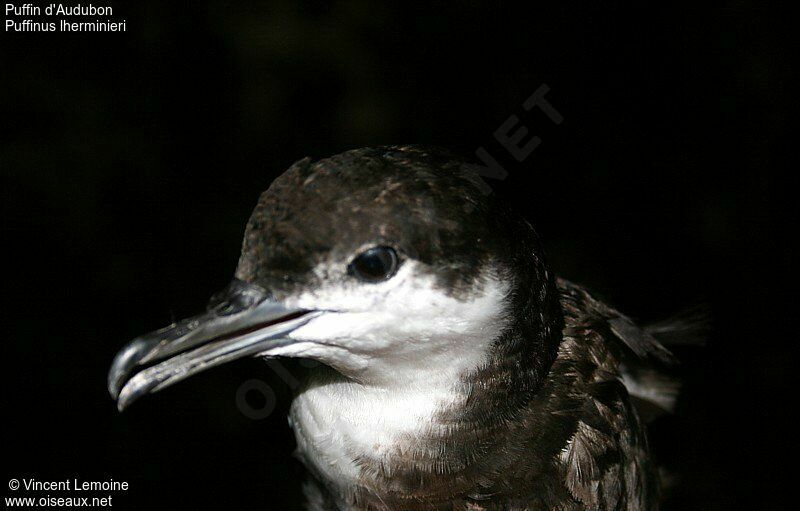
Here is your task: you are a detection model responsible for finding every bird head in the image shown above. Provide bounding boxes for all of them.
[109,146,561,410]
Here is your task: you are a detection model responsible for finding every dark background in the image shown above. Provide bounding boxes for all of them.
[1,1,792,509]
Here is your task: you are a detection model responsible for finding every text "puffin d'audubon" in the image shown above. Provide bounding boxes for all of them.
[6,4,114,16]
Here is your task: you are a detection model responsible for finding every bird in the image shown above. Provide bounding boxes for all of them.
[108,145,680,511]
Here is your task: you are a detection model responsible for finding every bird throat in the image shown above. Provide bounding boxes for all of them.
[288,351,492,503]
[288,288,561,508]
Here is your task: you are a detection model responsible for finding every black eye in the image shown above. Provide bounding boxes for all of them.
[349,246,399,282]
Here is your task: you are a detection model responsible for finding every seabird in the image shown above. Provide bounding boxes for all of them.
[109,145,678,510]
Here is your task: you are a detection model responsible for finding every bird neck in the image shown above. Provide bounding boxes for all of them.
[288,279,563,507]
[288,354,488,497]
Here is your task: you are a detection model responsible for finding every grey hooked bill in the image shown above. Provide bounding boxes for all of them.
[107,279,321,411]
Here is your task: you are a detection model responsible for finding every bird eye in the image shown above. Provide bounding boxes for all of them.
[349,246,399,282]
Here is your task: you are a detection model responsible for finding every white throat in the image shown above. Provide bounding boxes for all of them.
[288,361,476,498]
[259,262,511,496]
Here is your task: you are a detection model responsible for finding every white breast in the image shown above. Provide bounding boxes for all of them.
[288,365,469,496]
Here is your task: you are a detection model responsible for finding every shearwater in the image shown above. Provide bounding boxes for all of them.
[108,146,684,510]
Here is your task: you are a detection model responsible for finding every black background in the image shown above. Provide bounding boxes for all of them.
[1,1,793,509]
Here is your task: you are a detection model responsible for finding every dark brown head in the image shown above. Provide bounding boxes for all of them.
[109,146,562,407]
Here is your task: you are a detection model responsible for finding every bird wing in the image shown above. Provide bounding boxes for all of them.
[556,278,687,421]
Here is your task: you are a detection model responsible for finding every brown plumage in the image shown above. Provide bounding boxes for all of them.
[109,145,678,511]
[299,278,668,511]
